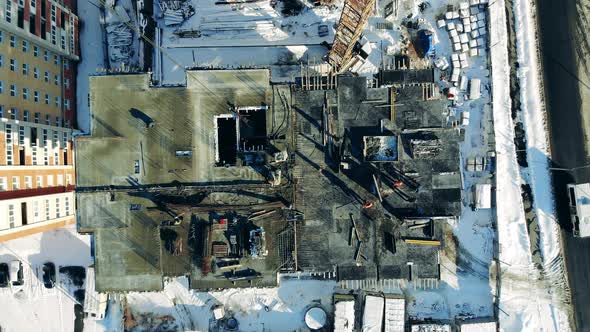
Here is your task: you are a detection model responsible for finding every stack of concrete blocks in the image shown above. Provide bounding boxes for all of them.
[436,0,489,86]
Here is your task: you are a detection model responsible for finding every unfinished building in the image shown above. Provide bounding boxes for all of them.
[291,73,462,283]
[76,67,463,291]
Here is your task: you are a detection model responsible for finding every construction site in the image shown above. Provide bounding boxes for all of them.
[74,50,468,292]
[70,0,513,329]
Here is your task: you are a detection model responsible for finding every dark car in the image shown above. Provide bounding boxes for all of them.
[42,262,56,288]
[0,263,9,287]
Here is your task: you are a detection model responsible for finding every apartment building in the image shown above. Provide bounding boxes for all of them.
[0,0,79,241]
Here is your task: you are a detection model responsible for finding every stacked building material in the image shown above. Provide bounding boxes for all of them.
[159,0,195,26]
[437,1,488,89]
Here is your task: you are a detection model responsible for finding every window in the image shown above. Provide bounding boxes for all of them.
[0,105,3,117]
[22,88,28,100]
[54,151,59,165]
[33,201,40,222]
[34,112,40,123]
[45,93,49,105]
[55,96,60,107]
[54,75,60,85]
[42,128,48,146]
[65,197,70,215]
[50,25,56,45]
[32,146,37,165]
[50,4,56,22]
[64,99,70,110]
[24,176,32,189]
[45,115,50,125]
[64,60,69,70]
[8,205,15,228]
[44,51,49,62]
[57,174,63,186]
[9,35,15,48]
[5,0,12,23]
[47,175,53,186]
[9,108,17,120]
[55,117,61,127]
[36,176,42,188]
[66,174,72,186]
[0,81,3,94]
[44,70,49,82]
[0,177,6,191]
[33,45,39,57]
[31,0,35,7]
[0,54,3,67]
[62,132,68,147]
[60,35,65,50]
[0,31,3,43]
[34,91,39,103]
[52,130,58,148]
[44,199,50,220]
[9,58,15,71]
[22,63,28,75]
[12,176,19,190]
[64,78,70,89]
[5,124,13,165]
[53,55,58,65]
[10,84,16,97]
[23,110,29,121]
[55,198,60,218]
[18,126,24,145]
[33,67,39,79]
[21,40,28,53]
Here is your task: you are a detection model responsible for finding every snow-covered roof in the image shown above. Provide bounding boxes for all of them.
[384,297,405,332]
[362,296,384,332]
[84,267,108,320]
[571,183,590,237]
[334,300,355,332]
[474,184,492,209]
[459,321,496,332]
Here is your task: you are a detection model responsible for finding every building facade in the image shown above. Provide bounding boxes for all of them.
[0,0,79,241]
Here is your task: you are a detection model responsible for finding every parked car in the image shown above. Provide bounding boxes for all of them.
[0,263,9,287]
[10,260,23,286]
[42,262,56,288]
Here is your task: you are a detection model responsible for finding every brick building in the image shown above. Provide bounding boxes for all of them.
[0,0,79,241]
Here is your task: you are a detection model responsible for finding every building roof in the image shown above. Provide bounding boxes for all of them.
[379,69,436,85]
[571,182,590,237]
[76,70,293,292]
[458,321,496,332]
[77,70,271,188]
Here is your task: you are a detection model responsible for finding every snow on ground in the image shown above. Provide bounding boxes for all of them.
[488,0,570,330]
[154,0,341,84]
[0,225,92,332]
[513,0,561,265]
[114,275,337,331]
[159,45,328,84]
[159,0,341,47]
[76,0,107,133]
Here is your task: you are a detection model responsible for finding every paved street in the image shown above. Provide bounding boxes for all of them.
[538,0,590,329]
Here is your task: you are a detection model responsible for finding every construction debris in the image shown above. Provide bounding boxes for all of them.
[158,0,195,26]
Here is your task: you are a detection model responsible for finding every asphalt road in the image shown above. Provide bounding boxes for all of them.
[537,0,590,330]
